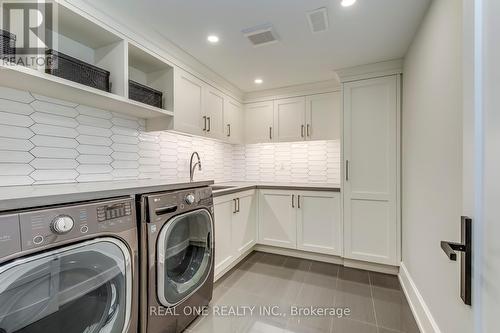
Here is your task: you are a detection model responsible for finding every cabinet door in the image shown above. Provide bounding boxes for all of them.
[213,196,236,276]
[173,69,204,136]
[306,92,341,140]
[343,75,399,265]
[258,190,296,249]
[204,86,225,139]
[244,101,274,143]
[224,98,243,144]
[232,191,257,255]
[296,191,342,256]
[274,97,306,142]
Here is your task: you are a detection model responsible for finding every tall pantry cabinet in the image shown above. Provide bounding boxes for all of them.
[342,73,401,266]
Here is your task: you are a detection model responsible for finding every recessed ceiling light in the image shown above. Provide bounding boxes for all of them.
[254,78,263,84]
[207,35,219,44]
[341,0,357,7]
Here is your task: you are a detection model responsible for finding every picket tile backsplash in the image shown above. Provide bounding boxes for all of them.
[0,86,341,187]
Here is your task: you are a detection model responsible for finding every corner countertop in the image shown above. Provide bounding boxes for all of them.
[0,179,214,211]
[211,182,341,197]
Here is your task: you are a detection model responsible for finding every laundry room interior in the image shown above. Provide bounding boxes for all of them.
[0,0,497,332]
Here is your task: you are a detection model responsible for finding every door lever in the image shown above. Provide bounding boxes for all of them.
[440,216,472,305]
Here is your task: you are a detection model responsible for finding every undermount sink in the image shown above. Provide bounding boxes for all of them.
[211,185,236,191]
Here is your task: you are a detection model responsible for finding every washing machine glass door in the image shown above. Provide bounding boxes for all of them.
[0,238,132,333]
[157,209,213,307]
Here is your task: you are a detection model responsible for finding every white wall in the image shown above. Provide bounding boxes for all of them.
[402,0,472,332]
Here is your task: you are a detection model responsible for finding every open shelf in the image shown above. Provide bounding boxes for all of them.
[0,63,173,128]
[128,43,174,111]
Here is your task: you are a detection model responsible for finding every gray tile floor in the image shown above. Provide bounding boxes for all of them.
[187,252,420,333]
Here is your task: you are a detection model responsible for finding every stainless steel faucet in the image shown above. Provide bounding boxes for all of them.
[189,152,202,182]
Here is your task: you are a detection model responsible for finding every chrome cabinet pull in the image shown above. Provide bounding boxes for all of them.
[298,195,301,209]
[203,116,207,131]
[237,198,240,212]
[301,125,305,138]
[307,124,310,137]
[227,124,231,137]
[269,127,272,140]
[346,160,350,181]
[207,117,211,132]
[233,199,237,213]
[292,194,295,208]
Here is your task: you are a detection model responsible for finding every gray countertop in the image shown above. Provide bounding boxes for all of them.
[0,180,341,211]
[211,182,341,197]
[0,179,214,211]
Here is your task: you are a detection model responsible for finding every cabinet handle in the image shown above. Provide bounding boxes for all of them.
[298,195,301,209]
[203,116,207,131]
[301,125,305,138]
[237,198,240,212]
[291,194,295,208]
[233,199,237,213]
[227,124,231,137]
[269,127,273,140]
[307,124,310,137]
[207,117,211,132]
[345,160,350,181]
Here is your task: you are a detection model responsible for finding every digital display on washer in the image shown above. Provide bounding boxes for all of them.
[97,202,132,222]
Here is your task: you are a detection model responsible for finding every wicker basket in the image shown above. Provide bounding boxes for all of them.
[45,49,111,92]
[129,80,163,108]
[0,29,16,61]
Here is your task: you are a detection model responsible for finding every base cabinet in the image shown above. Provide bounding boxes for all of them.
[258,189,341,254]
[296,191,342,256]
[258,190,297,248]
[213,190,257,276]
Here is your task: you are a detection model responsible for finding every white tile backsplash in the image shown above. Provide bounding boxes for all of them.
[0,86,341,187]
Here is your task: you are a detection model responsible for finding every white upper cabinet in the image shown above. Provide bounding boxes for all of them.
[296,191,342,256]
[173,69,204,136]
[306,92,341,140]
[244,101,275,143]
[273,97,306,142]
[224,98,244,144]
[204,86,225,139]
[343,75,400,266]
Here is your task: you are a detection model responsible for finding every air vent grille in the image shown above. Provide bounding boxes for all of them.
[307,7,329,33]
[242,24,279,47]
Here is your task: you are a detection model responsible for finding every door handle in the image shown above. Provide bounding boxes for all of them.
[345,160,350,181]
[203,116,207,131]
[297,195,301,209]
[307,124,310,137]
[207,117,211,132]
[233,199,237,213]
[227,124,231,137]
[237,198,240,212]
[301,125,305,138]
[440,216,472,305]
[269,127,273,140]
[291,195,295,208]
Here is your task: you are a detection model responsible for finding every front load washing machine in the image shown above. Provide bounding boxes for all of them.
[139,186,214,333]
[0,196,139,333]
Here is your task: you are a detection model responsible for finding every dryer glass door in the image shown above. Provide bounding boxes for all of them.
[0,238,131,333]
[157,209,213,306]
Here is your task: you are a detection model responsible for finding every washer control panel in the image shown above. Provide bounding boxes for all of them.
[16,197,136,251]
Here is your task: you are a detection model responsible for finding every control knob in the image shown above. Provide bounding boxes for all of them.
[185,194,196,205]
[51,215,75,234]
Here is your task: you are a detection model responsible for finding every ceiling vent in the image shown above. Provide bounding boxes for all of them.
[242,24,279,47]
[307,7,329,33]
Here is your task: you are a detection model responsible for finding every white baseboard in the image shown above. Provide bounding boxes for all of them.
[399,262,441,333]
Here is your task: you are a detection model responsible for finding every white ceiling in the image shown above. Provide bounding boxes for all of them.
[84,0,430,92]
